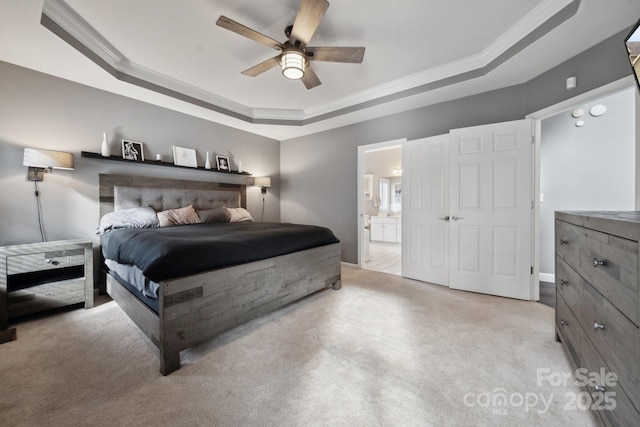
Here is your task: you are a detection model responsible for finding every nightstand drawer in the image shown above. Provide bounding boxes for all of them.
[8,278,84,318]
[7,249,85,275]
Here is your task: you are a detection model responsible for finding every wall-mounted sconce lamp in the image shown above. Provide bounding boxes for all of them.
[253,177,272,222]
[23,148,75,242]
[254,176,272,194]
[23,148,75,181]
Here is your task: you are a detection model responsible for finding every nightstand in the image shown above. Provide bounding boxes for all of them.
[0,240,94,342]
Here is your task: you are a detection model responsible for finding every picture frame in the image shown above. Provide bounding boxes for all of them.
[172,146,198,168]
[121,139,144,162]
[216,155,230,171]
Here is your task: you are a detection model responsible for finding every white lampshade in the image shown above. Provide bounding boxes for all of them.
[23,148,74,170]
[254,177,272,188]
[280,50,305,80]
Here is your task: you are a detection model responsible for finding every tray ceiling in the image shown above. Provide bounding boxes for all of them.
[1,0,639,140]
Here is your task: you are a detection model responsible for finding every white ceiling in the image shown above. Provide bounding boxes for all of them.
[1,0,639,140]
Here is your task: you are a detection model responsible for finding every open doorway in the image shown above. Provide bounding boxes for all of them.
[533,83,636,307]
[358,140,404,275]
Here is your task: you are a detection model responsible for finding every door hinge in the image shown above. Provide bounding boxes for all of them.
[531,135,535,144]
[530,266,534,275]
[531,201,535,209]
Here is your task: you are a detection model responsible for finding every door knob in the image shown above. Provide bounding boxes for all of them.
[451,216,464,221]
[438,216,450,221]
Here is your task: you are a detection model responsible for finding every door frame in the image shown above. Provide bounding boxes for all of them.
[355,76,634,296]
[357,138,406,269]
[526,75,635,289]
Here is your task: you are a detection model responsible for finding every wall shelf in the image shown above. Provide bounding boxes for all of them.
[80,151,251,175]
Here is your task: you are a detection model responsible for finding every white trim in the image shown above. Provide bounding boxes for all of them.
[539,273,555,283]
[528,76,635,294]
[42,0,577,125]
[357,139,406,270]
[526,76,635,120]
[341,262,359,269]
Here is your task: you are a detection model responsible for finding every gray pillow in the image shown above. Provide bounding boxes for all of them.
[96,206,159,235]
[197,207,230,223]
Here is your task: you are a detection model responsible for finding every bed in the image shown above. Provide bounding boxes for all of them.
[98,174,342,375]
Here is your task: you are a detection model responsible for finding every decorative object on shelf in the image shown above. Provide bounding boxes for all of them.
[101,132,110,157]
[216,155,230,171]
[238,161,243,174]
[121,139,144,162]
[172,146,198,168]
[155,153,162,161]
[205,151,212,169]
[80,151,253,175]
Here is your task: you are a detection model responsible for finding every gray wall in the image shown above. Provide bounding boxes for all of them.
[0,61,280,248]
[539,88,635,276]
[281,28,637,264]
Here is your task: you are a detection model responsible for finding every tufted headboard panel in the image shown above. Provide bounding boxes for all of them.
[114,186,241,212]
[99,174,247,218]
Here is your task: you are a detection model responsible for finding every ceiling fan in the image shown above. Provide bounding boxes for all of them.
[216,0,365,89]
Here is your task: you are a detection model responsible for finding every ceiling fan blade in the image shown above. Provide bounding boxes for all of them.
[301,65,321,89]
[306,46,365,63]
[290,0,329,47]
[242,56,280,77]
[216,16,284,51]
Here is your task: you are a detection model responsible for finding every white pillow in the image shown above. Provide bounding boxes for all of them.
[96,206,158,235]
[225,207,254,222]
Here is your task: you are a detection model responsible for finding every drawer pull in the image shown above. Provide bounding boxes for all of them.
[45,259,60,265]
[560,320,568,326]
[560,279,568,287]
[593,321,605,330]
[592,259,606,267]
[560,238,569,245]
[594,385,605,392]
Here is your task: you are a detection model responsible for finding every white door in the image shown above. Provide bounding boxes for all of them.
[402,134,450,285]
[449,119,533,300]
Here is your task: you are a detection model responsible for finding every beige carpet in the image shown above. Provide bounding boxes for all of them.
[0,267,600,426]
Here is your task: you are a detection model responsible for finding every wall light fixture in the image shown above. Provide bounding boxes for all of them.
[23,148,75,181]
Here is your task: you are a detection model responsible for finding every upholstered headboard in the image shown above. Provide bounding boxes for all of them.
[114,186,241,211]
[99,174,246,218]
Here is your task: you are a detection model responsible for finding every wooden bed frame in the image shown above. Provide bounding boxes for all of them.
[99,174,342,375]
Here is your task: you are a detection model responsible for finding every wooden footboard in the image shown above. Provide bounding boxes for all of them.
[107,242,341,375]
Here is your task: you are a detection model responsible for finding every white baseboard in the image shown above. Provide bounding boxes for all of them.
[539,273,555,283]
[341,262,359,269]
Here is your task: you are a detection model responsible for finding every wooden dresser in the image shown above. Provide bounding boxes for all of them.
[555,211,640,426]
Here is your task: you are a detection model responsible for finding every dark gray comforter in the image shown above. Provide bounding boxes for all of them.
[101,222,339,282]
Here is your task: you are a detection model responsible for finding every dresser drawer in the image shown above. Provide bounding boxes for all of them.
[556,220,582,271]
[577,227,639,326]
[556,257,583,314]
[578,281,640,408]
[556,292,583,367]
[579,327,640,427]
[6,249,85,275]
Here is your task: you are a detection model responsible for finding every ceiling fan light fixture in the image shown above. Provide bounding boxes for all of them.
[280,50,305,80]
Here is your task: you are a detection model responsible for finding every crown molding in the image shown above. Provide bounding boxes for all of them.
[41,0,579,127]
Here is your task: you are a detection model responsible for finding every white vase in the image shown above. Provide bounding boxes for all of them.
[238,161,243,173]
[100,132,110,157]
[205,151,211,169]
